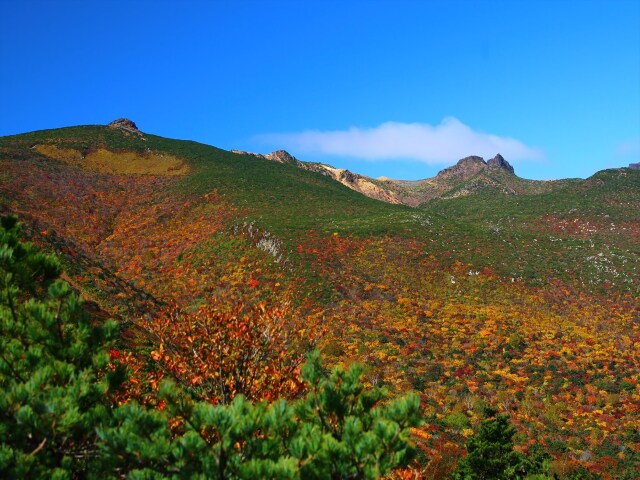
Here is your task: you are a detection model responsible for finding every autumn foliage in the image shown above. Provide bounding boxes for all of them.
[1,218,422,479]
[143,299,309,404]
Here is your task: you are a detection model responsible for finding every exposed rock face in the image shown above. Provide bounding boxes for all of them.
[437,156,487,180]
[265,150,297,164]
[108,118,141,133]
[231,149,264,159]
[231,149,299,166]
[629,163,640,171]
[231,150,267,159]
[310,164,402,204]
[487,153,515,174]
[437,154,515,179]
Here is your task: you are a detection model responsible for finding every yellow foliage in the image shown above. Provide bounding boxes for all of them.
[35,144,189,175]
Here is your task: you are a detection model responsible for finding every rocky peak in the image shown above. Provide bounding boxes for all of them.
[436,154,516,179]
[108,118,141,133]
[437,155,487,180]
[487,153,515,174]
[458,155,486,166]
[455,155,486,170]
[264,150,297,165]
[629,163,640,171]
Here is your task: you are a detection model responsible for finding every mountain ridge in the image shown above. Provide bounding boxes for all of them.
[234,146,581,206]
[1,118,626,207]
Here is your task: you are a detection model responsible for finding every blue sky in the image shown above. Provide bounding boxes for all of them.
[1,0,638,180]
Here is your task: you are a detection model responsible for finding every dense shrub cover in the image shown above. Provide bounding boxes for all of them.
[0,216,421,479]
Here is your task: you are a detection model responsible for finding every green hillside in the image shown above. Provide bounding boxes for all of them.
[3,126,398,212]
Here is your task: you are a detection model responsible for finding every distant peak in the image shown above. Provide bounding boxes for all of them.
[457,155,486,166]
[108,118,141,133]
[437,156,486,179]
[265,150,297,164]
[487,153,515,174]
[436,154,516,179]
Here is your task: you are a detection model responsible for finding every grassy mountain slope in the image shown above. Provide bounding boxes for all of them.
[1,122,639,478]
[258,150,581,206]
[0,124,409,311]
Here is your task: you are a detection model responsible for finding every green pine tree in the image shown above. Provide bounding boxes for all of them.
[0,215,125,478]
[293,351,421,479]
[452,406,551,480]
[99,351,422,479]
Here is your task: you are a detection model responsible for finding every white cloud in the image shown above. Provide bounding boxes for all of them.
[257,117,543,164]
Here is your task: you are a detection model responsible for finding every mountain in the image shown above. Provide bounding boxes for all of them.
[238,149,578,207]
[1,120,639,477]
[1,118,637,304]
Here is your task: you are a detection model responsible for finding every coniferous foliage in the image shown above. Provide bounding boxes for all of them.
[452,407,551,480]
[293,351,421,479]
[99,354,421,479]
[0,215,125,478]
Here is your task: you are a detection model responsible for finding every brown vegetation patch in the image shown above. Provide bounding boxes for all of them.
[34,144,189,176]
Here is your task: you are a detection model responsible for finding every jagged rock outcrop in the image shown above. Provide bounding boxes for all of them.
[436,156,487,180]
[382,154,529,205]
[265,150,297,165]
[629,163,640,171]
[437,154,515,180]
[487,154,515,174]
[108,118,142,134]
